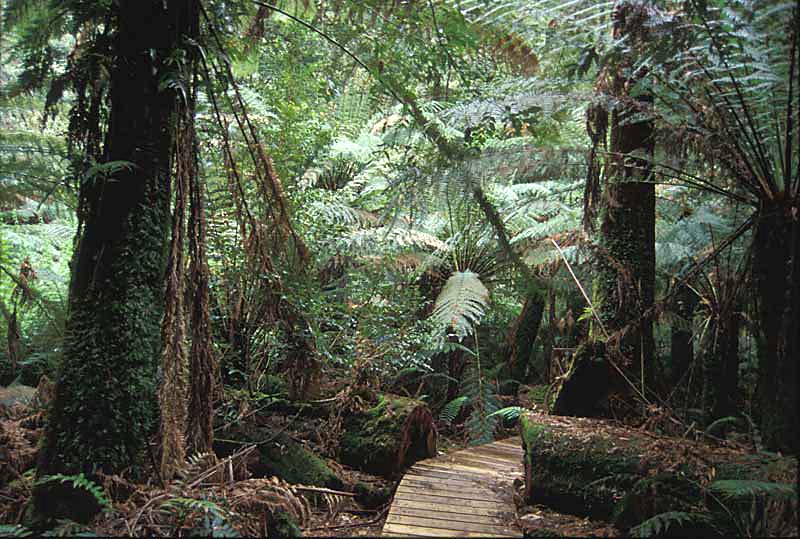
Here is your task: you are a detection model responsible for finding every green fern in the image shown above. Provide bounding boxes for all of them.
[487,405,525,421]
[430,270,490,338]
[35,473,111,510]
[439,395,469,425]
[709,479,798,500]
[703,416,739,437]
[629,511,714,538]
[160,496,239,537]
[0,525,32,537]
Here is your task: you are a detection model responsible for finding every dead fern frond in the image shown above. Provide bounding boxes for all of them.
[175,451,219,488]
[226,477,312,535]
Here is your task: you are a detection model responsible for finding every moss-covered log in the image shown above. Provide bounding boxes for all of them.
[216,426,342,489]
[520,412,798,536]
[340,394,437,478]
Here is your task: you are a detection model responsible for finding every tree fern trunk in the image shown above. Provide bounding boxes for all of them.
[754,205,799,453]
[33,0,199,524]
[702,284,740,428]
[670,281,698,387]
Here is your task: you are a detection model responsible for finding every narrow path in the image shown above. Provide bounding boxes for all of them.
[382,437,524,538]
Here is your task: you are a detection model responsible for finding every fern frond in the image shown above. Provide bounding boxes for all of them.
[709,480,797,500]
[35,473,111,509]
[629,511,713,538]
[0,525,32,537]
[430,270,490,338]
[439,396,469,425]
[487,406,525,421]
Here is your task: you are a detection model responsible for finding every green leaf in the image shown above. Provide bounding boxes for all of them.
[430,270,490,338]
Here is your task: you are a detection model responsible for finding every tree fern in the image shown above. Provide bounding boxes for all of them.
[430,270,490,338]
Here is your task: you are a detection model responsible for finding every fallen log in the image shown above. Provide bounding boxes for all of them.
[519,412,798,537]
[340,394,437,478]
[215,426,343,489]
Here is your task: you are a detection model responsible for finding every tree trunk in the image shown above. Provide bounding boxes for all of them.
[595,1,656,391]
[557,2,656,417]
[506,292,546,385]
[717,305,740,421]
[754,204,799,453]
[702,289,740,428]
[186,142,216,456]
[33,0,198,523]
[670,281,698,387]
[520,412,797,535]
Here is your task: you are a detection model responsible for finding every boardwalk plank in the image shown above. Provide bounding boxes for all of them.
[389,506,514,526]
[392,499,510,517]
[385,514,518,536]
[391,490,507,508]
[382,437,523,538]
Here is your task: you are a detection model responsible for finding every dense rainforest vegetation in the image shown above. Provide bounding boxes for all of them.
[0,0,797,537]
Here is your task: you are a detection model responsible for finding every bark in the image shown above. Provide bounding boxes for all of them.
[158,130,189,480]
[506,292,546,384]
[702,289,741,428]
[33,0,199,523]
[754,204,799,453]
[595,1,656,389]
[186,143,216,456]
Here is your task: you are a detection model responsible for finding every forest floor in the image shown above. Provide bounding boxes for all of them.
[0,376,620,537]
[3,375,794,537]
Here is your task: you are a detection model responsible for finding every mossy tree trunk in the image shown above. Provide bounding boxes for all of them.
[33,0,198,523]
[595,0,656,390]
[557,2,656,417]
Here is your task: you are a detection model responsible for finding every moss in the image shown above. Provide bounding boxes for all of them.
[216,425,342,489]
[340,394,436,477]
[259,437,342,489]
[267,510,301,538]
[519,413,798,535]
[354,481,393,509]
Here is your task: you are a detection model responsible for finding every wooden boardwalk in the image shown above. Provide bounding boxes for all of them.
[382,437,524,538]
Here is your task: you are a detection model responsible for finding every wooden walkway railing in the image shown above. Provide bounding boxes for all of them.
[382,437,524,538]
